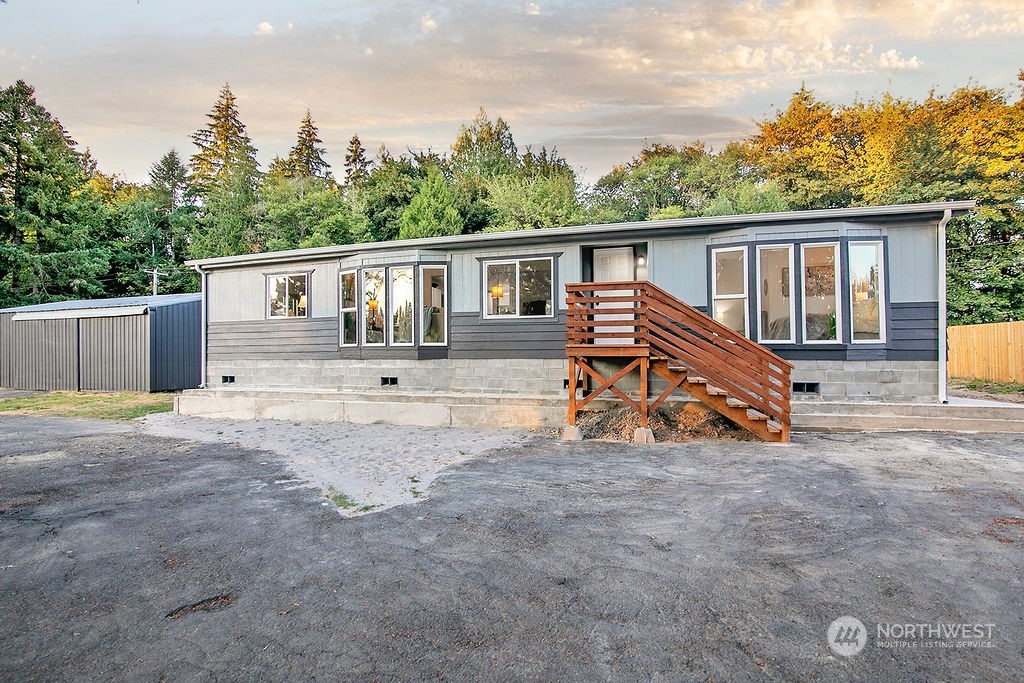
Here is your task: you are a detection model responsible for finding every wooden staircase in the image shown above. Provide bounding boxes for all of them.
[566,281,793,442]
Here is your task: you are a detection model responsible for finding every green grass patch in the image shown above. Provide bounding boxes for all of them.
[0,391,175,420]
[326,487,358,509]
[950,378,1024,395]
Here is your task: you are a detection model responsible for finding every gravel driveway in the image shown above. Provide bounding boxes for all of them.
[1,414,1022,681]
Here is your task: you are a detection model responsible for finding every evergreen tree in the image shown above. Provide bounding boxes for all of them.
[343,134,372,187]
[357,145,422,242]
[148,148,192,211]
[398,165,463,239]
[0,80,111,305]
[275,110,331,180]
[188,84,262,257]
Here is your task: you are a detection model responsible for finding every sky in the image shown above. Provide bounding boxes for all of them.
[2,0,1022,186]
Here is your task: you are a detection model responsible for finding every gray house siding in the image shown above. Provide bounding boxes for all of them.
[449,312,567,359]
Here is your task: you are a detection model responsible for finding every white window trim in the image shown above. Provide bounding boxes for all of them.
[710,246,748,337]
[849,241,886,344]
[420,265,448,346]
[756,244,795,344]
[800,242,842,344]
[266,272,309,319]
[389,266,416,347]
[482,257,555,320]
[362,268,387,347]
[339,269,358,347]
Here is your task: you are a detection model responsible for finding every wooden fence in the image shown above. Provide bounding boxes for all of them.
[948,321,1024,383]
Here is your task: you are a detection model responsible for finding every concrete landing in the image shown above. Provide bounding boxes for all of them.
[792,398,1024,433]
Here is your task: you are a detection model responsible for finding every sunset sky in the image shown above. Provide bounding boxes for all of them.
[2,0,1021,184]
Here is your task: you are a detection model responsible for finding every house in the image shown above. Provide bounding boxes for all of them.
[0,294,202,393]
[177,201,975,438]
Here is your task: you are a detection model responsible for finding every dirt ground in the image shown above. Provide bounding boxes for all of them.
[575,402,757,442]
[1,414,1023,681]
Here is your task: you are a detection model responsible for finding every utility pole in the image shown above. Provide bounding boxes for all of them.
[143,268,167,296]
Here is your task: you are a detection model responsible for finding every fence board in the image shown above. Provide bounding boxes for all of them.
[947,321,1024,383]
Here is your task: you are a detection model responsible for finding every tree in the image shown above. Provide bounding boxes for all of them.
[398,165,463,239]
[256,174,364,251]
[271,110,331,181]
[188,84,262,257]
[483,147,583,231]
[343,134,372,187]
[356,145,422,242]
[148,148,192,211]
[449,108,520,233]
[0,80,111,306]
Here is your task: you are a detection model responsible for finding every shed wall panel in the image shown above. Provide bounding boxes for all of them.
[0,314,79,390]
[79,315,150,391]
[150,300,202,391]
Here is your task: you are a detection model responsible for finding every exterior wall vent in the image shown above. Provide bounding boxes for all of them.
[221,375,235,384]
[792,381,820,394]
[380,376,399,386]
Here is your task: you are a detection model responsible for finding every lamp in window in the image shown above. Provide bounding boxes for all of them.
[297,294,307,314]
[367,298,378,312]
[490,284,503,316]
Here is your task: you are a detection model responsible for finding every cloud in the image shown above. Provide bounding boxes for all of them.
[877,49,921,70]
[255,22,274,36]
[525,2,540,15]
[420,15,437,33]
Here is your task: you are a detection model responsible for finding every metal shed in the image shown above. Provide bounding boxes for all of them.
[0,294,202,392]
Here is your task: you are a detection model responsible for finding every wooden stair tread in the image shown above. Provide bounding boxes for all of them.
[726,397,749,409]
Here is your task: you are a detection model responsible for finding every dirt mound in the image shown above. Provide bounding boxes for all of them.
[575,401,758,442]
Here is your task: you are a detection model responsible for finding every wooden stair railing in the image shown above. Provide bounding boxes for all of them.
[566,281,792,442]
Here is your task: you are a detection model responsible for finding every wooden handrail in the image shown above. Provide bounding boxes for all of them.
[566,281,792,427]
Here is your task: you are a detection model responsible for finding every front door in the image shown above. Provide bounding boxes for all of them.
[592,247,636,344]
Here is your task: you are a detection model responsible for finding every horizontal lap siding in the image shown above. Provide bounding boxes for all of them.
[450,312,566,359]
[208,318,341,361]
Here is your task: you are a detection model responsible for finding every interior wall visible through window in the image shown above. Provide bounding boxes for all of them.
[711,247,747,335]
[801,243,840,342]
[390,267,414,345]
[484,258,553,318]
[849,241,884,342]
[363,269,386,345]
[757,245,794,343]
[267,273,308,318]
[421,266,447,345]
[339,271,357,345]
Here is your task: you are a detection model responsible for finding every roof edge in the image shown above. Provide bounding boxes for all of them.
[186,200,977,270]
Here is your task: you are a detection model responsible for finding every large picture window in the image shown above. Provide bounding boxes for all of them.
[757,245,794,343]
[363,269,386,345]
[342,265,447,348]
[267,273,308,318]
[801,243,840,342]
[849,241,884,342]
[711,247,747,335]
[484,258,553,318]
[390,267,414,345]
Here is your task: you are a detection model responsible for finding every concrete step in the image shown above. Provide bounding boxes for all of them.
[792,399,1024,433]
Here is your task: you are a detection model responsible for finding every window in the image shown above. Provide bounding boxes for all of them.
[390,267,414,345]
[363,269,386,345]
[711,247,747,335]
[801,243,840,342]
[849,241,884,342]
[339,271,357,346]
[421,266,447,345]
[268,273,307,318]
[757,245,794,343]
[484,258,553,318]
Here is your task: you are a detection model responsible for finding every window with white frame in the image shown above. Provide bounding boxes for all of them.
[339,271,357,346]
[421,266,447,345]
[484,257,553,318]
[711,247,747,335]
[267,273,308,318]
[362,269,386,345]
[757,245,795,342]
[801,243,840,342]
[390,267,414,345]
[849,241,884,342]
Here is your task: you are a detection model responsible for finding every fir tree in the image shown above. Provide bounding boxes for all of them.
[344,134,372,187]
